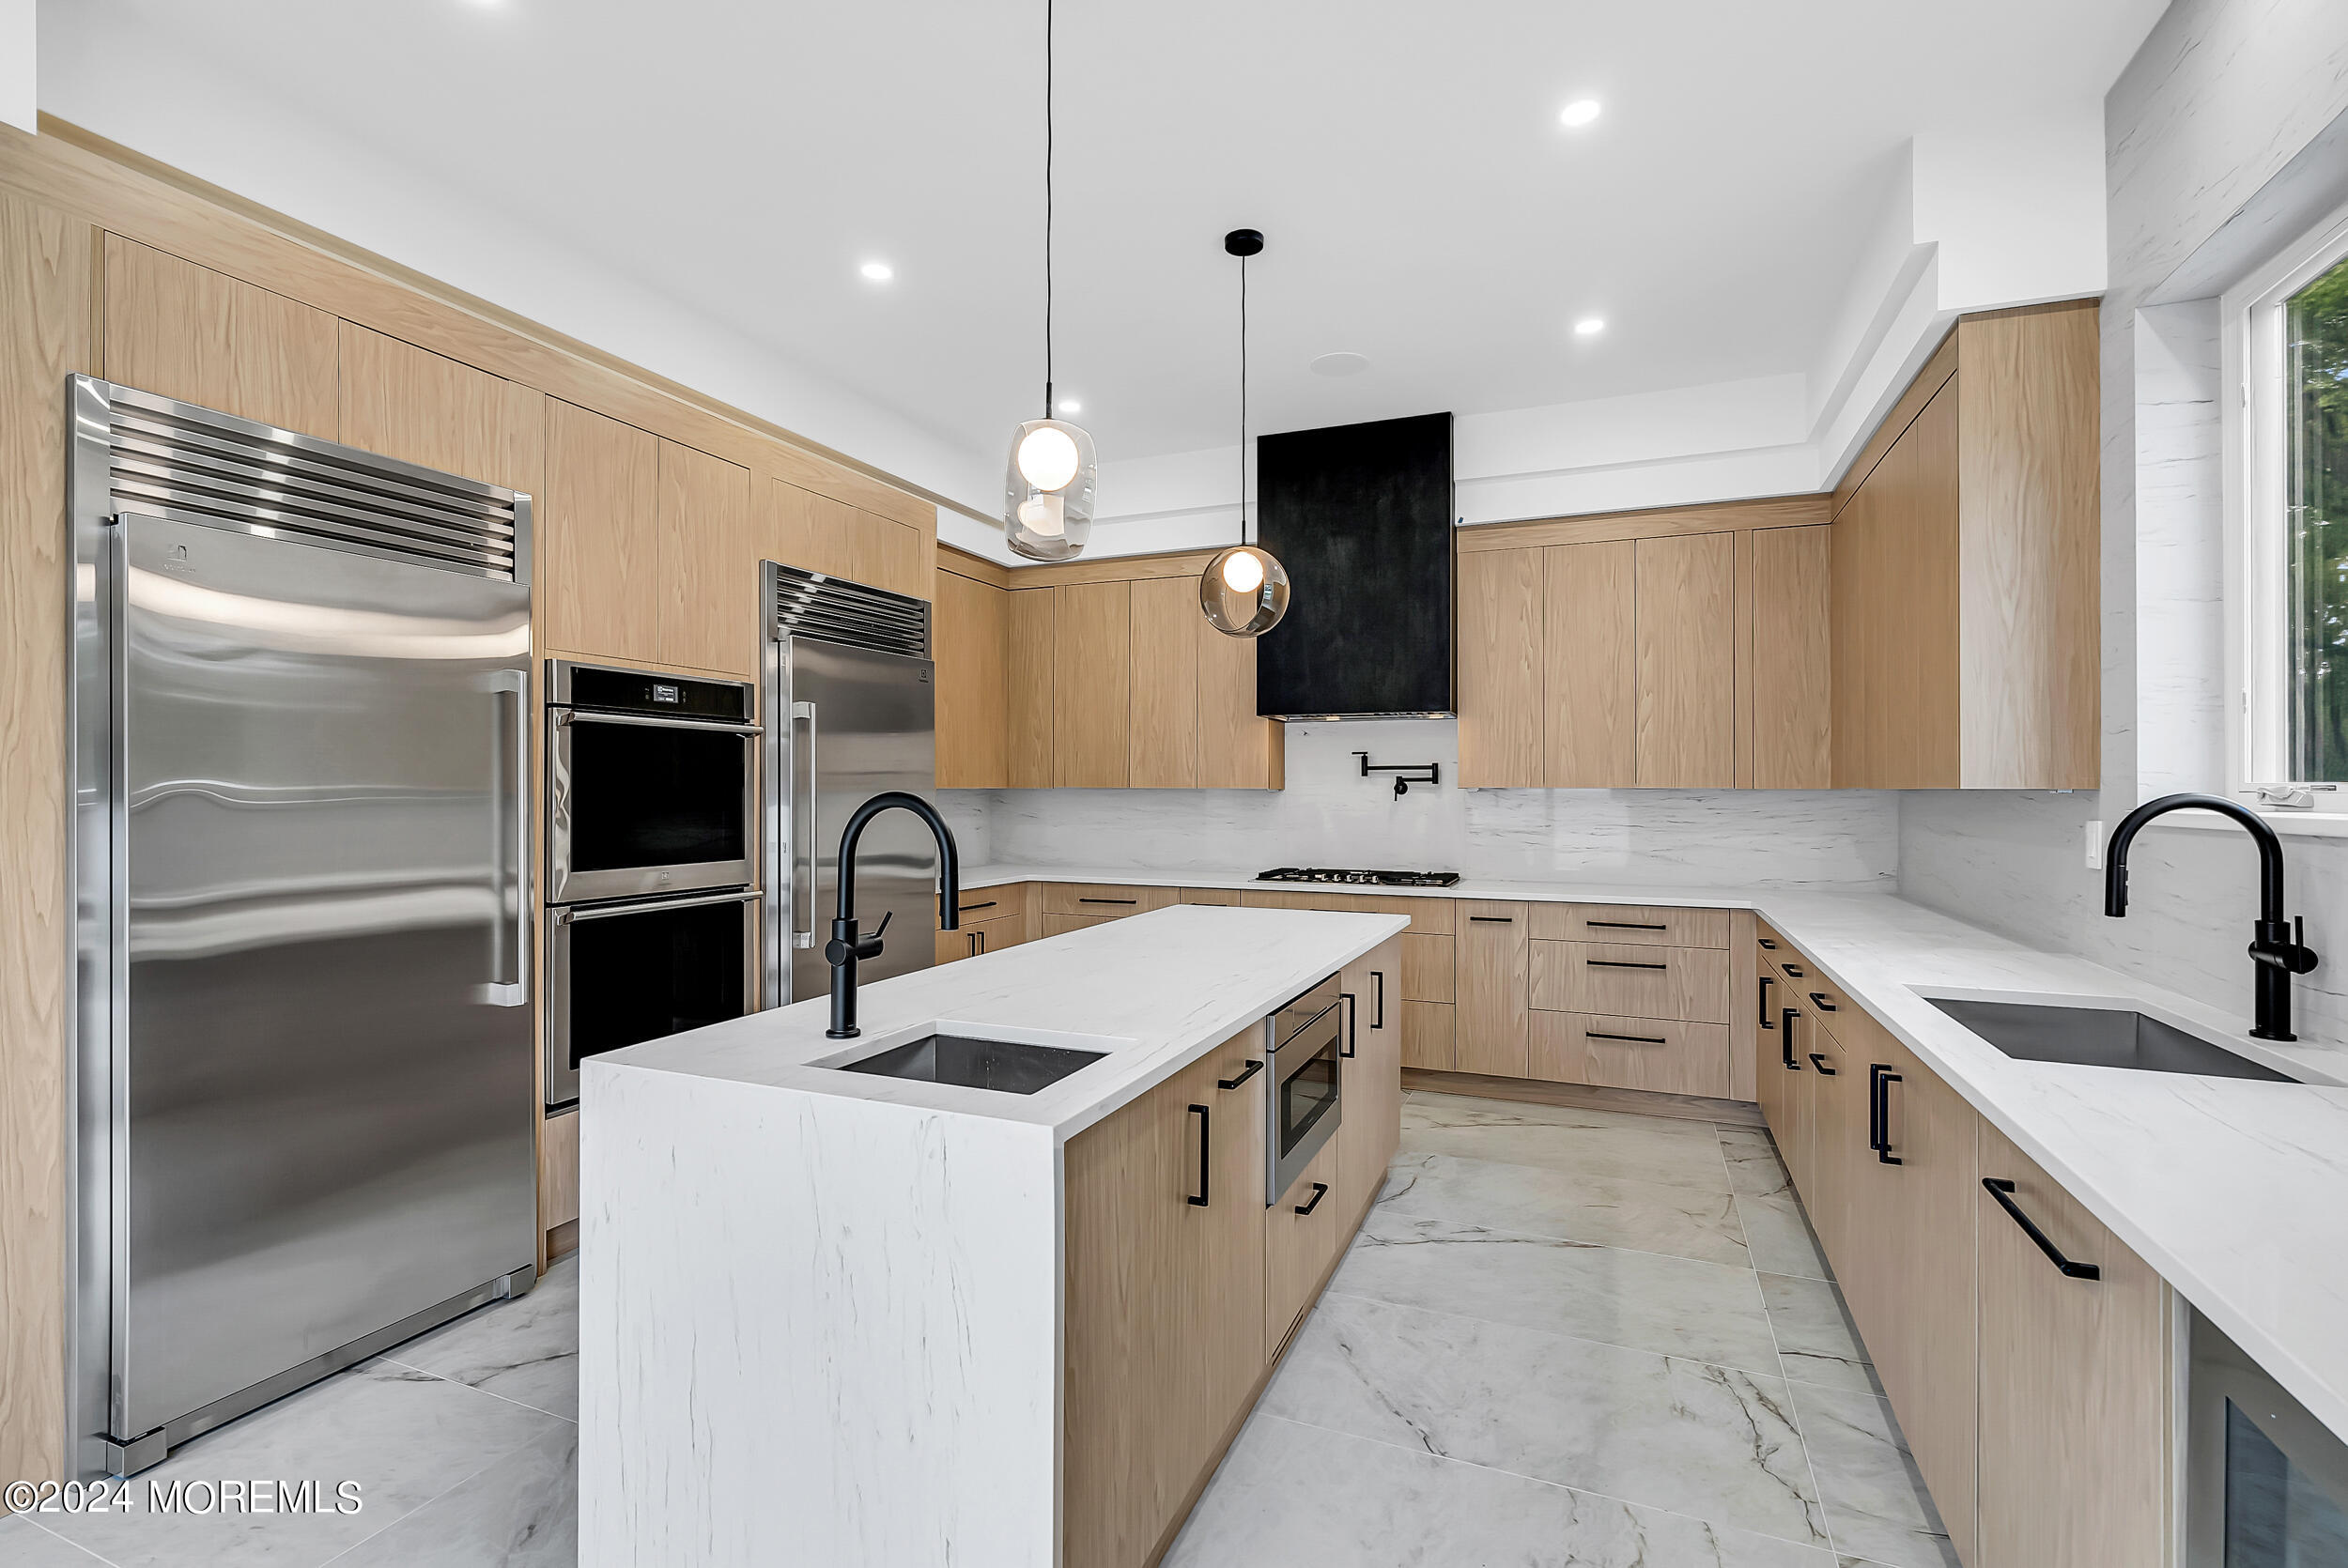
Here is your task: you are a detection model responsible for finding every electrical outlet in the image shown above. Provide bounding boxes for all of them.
[2084,821,2103,871]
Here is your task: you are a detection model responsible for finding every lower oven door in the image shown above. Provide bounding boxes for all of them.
[1266,1001,1344,1205]
[548,888,761,1109]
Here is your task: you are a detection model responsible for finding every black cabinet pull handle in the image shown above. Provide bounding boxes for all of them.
[1339,992,1357,1058]
[1807,992,1837,1012]
[1759,974,1776,1027]
[1293,1181,1328,1216]
[1808,1053,1835,1075]
[1587,1029,1667,1044]
[1781,1007,1800,1068]
[1187,1104,1211,1207]
[1587,919,1667,930]
[1869,1065,1903,1163]
[1782,962,1807,978]
[1983,1178,2098,1278]
[1469,915,1515,924]
[1216,1059,1262,1091]
[1080,897,1138,906]
[1758,938,1778,950]
[1589,959,1667,971]
[960,899,998,913]
[1371,970,1386,1029]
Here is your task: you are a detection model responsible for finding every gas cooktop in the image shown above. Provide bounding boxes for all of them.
[1255,868,1462,887]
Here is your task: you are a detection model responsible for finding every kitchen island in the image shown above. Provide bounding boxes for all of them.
[577,903,1409,1568]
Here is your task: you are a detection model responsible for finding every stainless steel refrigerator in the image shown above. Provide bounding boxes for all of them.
[761,561,938,1007]
[67,377,537,1477]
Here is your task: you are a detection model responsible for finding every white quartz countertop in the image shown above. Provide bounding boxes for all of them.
[966,863,2348,1438]
[589,903,1406,1142]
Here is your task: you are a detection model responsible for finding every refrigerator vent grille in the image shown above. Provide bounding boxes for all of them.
[100,385,525,581]
[767,563,930,657]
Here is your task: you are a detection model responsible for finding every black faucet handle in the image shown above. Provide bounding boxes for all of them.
[871,909,894,942]
[2251,915,2320,975]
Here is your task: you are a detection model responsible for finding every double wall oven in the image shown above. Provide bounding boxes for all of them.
[545,660,761,1108]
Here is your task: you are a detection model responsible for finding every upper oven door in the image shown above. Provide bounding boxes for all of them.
[547,708,760,904]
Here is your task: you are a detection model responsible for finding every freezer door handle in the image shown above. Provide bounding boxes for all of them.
[790,700,818,949]
[477,671,529,1006]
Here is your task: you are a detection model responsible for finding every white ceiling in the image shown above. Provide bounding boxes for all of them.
[50,0,2167,472]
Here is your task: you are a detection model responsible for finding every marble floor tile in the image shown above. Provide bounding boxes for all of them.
[0,1514,112,1565]
[40,1363,564,1568]
[1737,1191,1835,1281]
[1399,1094,1735,1193]
[323,1422,575,1568]
[1719,1127,1794,1198]
[1788,1384,1959,1568]
[1762,1274,1881,1395]
[1375,1149,1753,1266]
[1332,1214,1782,1374]
[379,1255,579,1420]
[1164,1413,1837,1568]
[1263,1292,1830,1548]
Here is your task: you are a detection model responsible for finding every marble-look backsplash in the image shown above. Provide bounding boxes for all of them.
[950,720,1898,888]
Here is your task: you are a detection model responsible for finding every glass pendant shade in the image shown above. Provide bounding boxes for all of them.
[1200,544,1290,636]
[1004,417,1097,561]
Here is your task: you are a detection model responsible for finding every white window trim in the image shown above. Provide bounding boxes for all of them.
[2219,192,2348,826]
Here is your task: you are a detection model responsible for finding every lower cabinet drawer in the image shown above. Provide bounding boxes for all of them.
[1531,941,1730,1022]
[1529,901,1731,949]
[1530,1012,1731,1099]
[1043,882,1175,917]
[937,912,1027,962]
[1263,1134,1346,1352]
[1400,1001,1455,1069]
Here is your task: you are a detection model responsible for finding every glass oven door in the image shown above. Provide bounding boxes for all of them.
[547,888,761,1108]
[1267,999,1343,1204]
[548,710,759,903]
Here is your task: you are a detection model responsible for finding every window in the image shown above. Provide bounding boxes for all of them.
[2230,208,2348,817]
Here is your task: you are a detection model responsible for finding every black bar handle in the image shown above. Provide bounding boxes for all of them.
[1590,959,1667,971]
[1371,970,1386,1029]
[1469,915,1515,924]
[1758,937,1778,950]
[1588,1030,1667,1044]
[1187,1104,1211,1207]
[1587,919,1667,930]
[1807,992,1838,1012]
[1808,1053,1836,1075]
[1080,897,1138,906]
[1339,992,1357,1058]
[1982,1178,2098,1278]
[1216,1058,1262,1091]
[959,899,998,913]
[1781,1007,1800,1068]
[1782,962,1807,978]
[1293,1181,1328,1217]
[1871,1066,1904,1163]
[1759,974,1776,1027]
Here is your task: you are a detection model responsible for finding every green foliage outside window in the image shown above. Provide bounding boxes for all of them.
[2286,254,2348,781]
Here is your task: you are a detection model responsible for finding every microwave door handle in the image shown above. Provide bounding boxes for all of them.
[791,700,818,949]
[477,670,529,1007]
[553,709,765,736]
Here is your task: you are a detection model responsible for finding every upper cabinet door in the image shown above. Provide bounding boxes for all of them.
[1458,546,1544,787]
[1635,531,1736,787]
[656,439,755,676]
[543,401,659,662]
[1055,581,1131,788]
[104,235,338,439]
[1541,540,1635,786]
[1748,524,1831,789]
[1006,587,1057,788]
[1128,576,1199,789]
[337,323,544,496]
[1197,607,1284,790]
[935,569,1010,788]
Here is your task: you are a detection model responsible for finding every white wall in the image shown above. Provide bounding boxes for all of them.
[1,0,31,134]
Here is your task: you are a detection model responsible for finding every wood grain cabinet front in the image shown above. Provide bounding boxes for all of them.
[103,234,340,439]
[1529,1012,1730,1099]
[1454,902,1531,1077]
[1530,941,1730,1022]
[1337,935,1404,1217]
[543,400,660,663]
[934,567,1010,787]
[1043,883,1178,918]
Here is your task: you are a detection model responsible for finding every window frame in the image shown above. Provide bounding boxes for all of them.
[2221,195,2348,819]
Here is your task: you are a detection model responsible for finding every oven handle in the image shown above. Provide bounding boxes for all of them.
[790,700,818,949]
[555,888,765,924]
[554,709,764,736]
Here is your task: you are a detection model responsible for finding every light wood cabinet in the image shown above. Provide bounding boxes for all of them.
[1055,581,1132,788]
[934,912,1026,964]
[1748,524,1831,789]
[1263,1134,1346,1352]
[1044,883,1178,918]
[1459,547,1545,786]
[1197,606,1284,789]
[1455,901,1531,1077]
[1528,901,1730,949]
[1401,1001,1455,1070]
[102,235,339,439]
[1541,539,1635,785]
[542,400,660,661]
[1401,931,1453,1002]
[769,483,924,599]
[1635,531,1736,786]
[1530,1012,1730,1098]
[1007,586,1057,787]
[1831,301,2099,789]
[656,440,755,675]
[337,323,545,496]
[1043,913,1120,937]
[935,568,1009,787]
[1530,941,1730,1022]
[1337,935,1405,1217]
[1177,886,1245,906]
[1129,576,1200,788]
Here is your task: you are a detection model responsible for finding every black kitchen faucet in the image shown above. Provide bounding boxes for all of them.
[826,792,960,1039]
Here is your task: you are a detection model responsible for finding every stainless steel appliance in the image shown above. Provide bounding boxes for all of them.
[2187,1307,2348,1564]
[1257,868,1461,887]
[68,377,536,1478]
[545,660,758,904]
[1266,974,1345,1204]
[546,888,761,1108]
[761,561,938,1007]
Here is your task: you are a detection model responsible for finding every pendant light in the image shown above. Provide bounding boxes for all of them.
[1200,228,1290,637]
[1003,0,1096,561]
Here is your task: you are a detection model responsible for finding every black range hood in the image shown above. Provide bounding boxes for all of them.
[1255,411,1454,718]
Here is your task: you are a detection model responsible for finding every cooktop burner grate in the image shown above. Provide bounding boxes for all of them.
[1255,868,1462,887]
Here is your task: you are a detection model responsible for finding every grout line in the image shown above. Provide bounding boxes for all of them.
[372,1355,578,1426]
[1751,1247,1841,1560]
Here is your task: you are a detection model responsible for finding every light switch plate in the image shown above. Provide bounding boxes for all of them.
[2084,821,2103,870]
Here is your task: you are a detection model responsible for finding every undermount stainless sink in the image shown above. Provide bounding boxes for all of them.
[834,1034,1106,1095]
[1928,998,2293,1082]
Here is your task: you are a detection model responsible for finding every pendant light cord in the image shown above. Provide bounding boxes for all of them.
[1043,0,1055,421]
[1238,251,1247,548]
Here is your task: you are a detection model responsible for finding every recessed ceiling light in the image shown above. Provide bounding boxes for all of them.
[1559,100,1601,129]
[859,261,894,282]
[1058,398,1082,414]
[1573,317,1606,336]
[1311,351,1371,377]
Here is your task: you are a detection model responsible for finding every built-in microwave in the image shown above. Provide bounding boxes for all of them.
[1266,974,1344,1206]
[546,660,759,905]
[546,887,762,1109]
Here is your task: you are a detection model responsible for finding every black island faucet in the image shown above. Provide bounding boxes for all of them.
[2104,792,2319,1041]
[826,791,961,1039]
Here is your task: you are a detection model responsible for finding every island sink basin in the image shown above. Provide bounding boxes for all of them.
[1927,998,2292,1082]
[834,1034,1107,1095]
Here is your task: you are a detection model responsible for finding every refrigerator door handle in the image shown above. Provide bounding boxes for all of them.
[477,670,530,1007]
[791,699,818,949]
